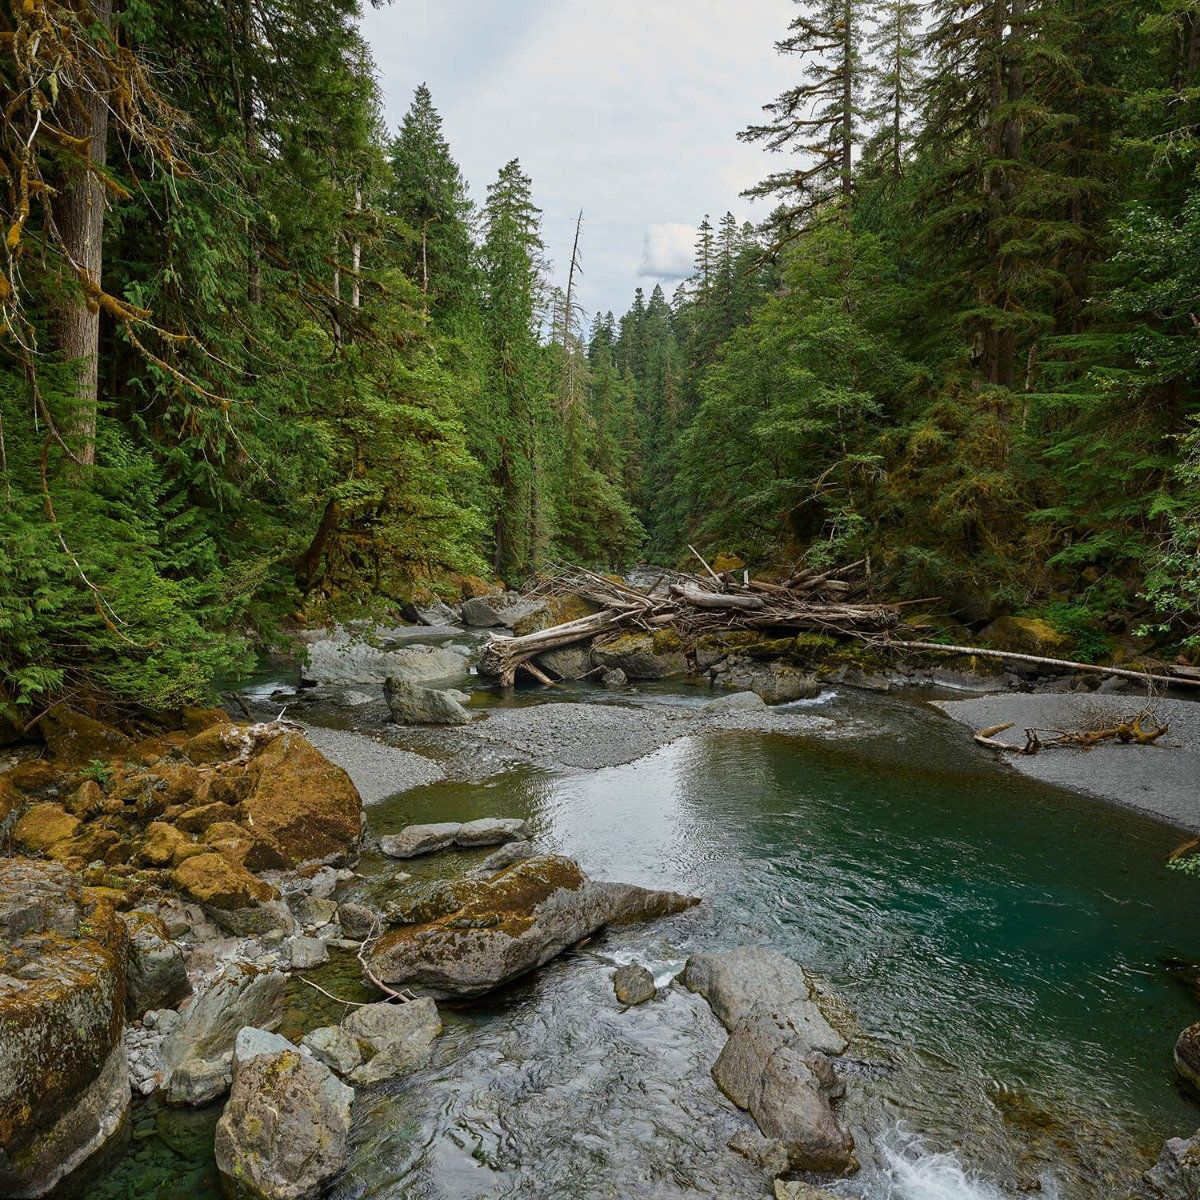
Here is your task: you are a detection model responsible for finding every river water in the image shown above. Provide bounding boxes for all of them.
[68,682,1200,1200]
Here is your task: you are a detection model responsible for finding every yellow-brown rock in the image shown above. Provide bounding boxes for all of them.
[7,759,64,798]
[202,820,246,845]
[38,710,131,766]
[239,731,362,866]
[181,706,228,735]
[180,722,240,766]
[982,615,1074,658]
[138,821,196,868]
[13,802,81,854]
[455,573,501,598]
[46,826,128,868]
[0,858,129,1197]
[67,779,107,820]
[711,551,746,573]
[0,775,24,837]
[175,801,238,834]
[171,852,278,910]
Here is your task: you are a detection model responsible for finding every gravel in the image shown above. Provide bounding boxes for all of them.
[936,692,1200,830]
[298,723,445,803]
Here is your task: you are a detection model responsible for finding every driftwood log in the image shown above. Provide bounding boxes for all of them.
[477,560,899,687]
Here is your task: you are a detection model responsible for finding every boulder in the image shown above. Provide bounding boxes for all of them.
[214,1029,353,1200]
[592,631,688,680]
[303,637,469,686]
[683,947,853,1173]
[11,802,80,854]
[981,615,1073,657]
[1146,1130,1200,1199]
[613,963,656,1005]
[727,1128,790,1177]
[37,710,130,765]
[534,646,593,681]
[121,911,191,1017]
[336,901,379,941]
[171,852,278,910]
[774,1183,838,1200]
[601,668,628,688]
[466,840,537,878]
[0,859,130,1198]
[461,595,547,630]
[343,997,443,1085]
[735,664,821,704]
[379,817,528,859]
[165,1054,232,1106]
[300,1025,362,1077]
[162,965,287,1103]
[706,691,769,712]
[370,854,699,998]
[383,678,471,726]
[239,731,362,866]
[137,821,196,867]
[1176,1024,1200,1094]
[285,935,328,970]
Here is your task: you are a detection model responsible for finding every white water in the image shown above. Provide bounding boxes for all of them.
[877,1129,1059,1200]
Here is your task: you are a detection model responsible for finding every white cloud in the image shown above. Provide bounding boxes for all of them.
[360,0,797,317]
[639,223,697,280]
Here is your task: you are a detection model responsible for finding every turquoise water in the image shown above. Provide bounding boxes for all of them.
[68,685,1200,1199]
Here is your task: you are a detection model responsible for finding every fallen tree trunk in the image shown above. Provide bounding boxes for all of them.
[668,584,765,611]
[890,640,1200,691]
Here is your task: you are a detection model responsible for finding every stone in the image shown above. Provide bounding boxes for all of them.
[370,854,698,998]
[0,859,130,1198]
[171,852,278,910]
[383,678,471,726]
[379,817,528,859]
[601,668,628,688]
[11,802,80,853]
[592,631,688,680]
[239,731,362,867]
[294,895,338,929]
[38,710,130,765]
[727,1128,790,1177]
[534,646,593,681]
[286,935,328,970]
[683,947,853,1174]
[138,821,197,867]
[300,1026,362,1077]
[303,637,469,686]
[121,911,191,1017]
[165,1054,232,1106]
[214,1032,353,1200]
[746,665,821,704]
[466,841,537,878]
[161,966,287,1091]
[344,998,443,1086]
[706,690,769,711]
[1146,1130,1200,1200]
[613,962,656,1005]
[336,901,379,941]
[1176,1024,1200,1094]
[175,801,237,834]
[982,615,1074,657]
[774,1182,838,1200]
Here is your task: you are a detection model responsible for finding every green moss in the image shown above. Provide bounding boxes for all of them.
[651,629,684,653]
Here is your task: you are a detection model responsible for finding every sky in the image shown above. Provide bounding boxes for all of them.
[360,0,797,322]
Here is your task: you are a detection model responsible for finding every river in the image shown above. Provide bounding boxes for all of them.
[65,681,1200,1200]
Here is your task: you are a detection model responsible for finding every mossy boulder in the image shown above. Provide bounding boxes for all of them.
[12,802,81,854]
[371,853,698,998]
[0,857,130,1197]
[239,731,361,866]
[37,710,130,766]
[171,853,278,910]
[981,615,1074,658]
[592,632,688,680]
[711,552,746,573]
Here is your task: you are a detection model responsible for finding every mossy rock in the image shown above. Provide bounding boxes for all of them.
[12,802,81,854]
[711,552,746,573]
[982,615,1074,657]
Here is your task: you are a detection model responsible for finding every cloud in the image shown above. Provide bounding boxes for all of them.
[639,223,697,280]
[360,0,797,316]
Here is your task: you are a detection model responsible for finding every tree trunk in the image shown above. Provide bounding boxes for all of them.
[55,0,113,468]
[841,0,854,203]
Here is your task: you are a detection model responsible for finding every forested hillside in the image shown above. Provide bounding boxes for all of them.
[1,0,1198,725]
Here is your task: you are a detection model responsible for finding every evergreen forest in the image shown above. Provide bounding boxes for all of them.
[2,0,1199,723]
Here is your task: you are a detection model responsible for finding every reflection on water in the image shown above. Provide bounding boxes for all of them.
[69,686,1200,1199]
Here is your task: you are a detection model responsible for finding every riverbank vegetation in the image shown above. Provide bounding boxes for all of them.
[2,0,1198,725]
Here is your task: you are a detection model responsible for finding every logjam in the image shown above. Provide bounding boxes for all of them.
[477,561,899,686]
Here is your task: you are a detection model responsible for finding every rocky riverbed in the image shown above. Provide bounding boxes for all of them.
[5,607,1200,1200]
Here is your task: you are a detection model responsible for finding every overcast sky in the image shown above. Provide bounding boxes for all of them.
[360,1,797,321]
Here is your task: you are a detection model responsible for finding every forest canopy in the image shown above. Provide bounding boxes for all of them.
[1,0,1198,726]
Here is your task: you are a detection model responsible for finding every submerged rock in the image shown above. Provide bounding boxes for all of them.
[344,997,443,1085]
[214,1027,353,1200]
[384,677,471,725]
[613,962,656,1005]
[683,946,854,1174]
[1177,1024,1200,1094]
[0,858,130,1199]
[370,853,699,998]
[379,816,528,859]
